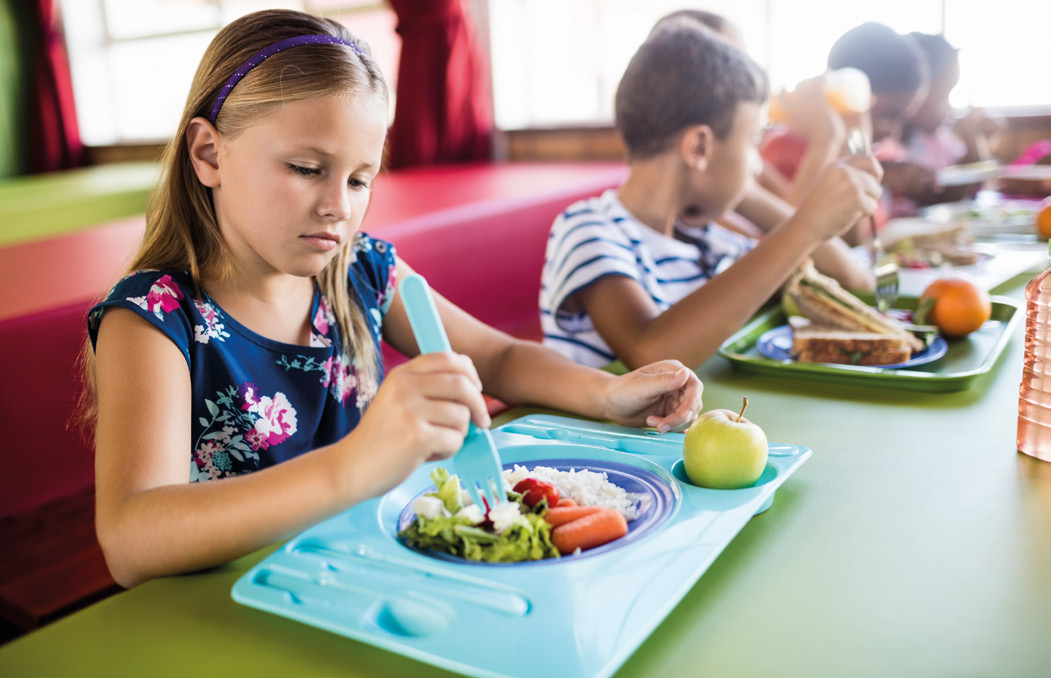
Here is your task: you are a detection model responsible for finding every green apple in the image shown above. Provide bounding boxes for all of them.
[682,397,768,489]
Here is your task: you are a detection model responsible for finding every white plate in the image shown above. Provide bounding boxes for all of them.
[936,161,1000,187]
[854,241,1047,297]
[921,198,1040,236]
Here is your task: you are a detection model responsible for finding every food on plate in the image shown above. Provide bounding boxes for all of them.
[398,465,642,561]
[544,505,603,527]
[550,509,628,554]
[399,468,559,562]
[783,261,926,360]
[789,317,914,366]
[879,218,979,268]
[512,477,559,509]
[682,397,768,490]
[916,277,991,338]
[505,464,642,520]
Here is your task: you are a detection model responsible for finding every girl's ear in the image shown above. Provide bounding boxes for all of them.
[186,117,222,188]
[680,124,713,171]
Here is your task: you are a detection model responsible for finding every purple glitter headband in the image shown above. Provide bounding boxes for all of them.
[207,34,365,124]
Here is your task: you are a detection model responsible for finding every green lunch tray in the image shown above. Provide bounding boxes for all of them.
[717,294,1021,392]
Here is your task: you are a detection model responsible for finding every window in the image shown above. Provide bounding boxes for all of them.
[59,0,399,146]
[60,0,1051,144]
[487,0,1051,130]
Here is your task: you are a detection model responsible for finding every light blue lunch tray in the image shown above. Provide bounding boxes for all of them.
[231,414,811,678]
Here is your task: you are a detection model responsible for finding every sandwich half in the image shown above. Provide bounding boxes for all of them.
[783,261,925,354]
[790,319,913,366]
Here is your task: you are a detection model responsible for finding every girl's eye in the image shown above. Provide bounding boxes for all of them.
[288,163,319,177]
[349,177,371,190]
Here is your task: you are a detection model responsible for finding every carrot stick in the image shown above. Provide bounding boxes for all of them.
[544,505,601,527]
[551,509,628,554]
[554,497,577,508]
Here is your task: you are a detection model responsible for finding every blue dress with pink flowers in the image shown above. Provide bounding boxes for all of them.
[87,232,397,482]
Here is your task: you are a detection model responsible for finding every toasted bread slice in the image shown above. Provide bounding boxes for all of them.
[784,262,925,353]
[791,322,913,366]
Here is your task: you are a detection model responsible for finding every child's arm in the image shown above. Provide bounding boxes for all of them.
[734,183,874,291]
[881,160,941,205]
[954,108,1003,164]
[382,260,703,432]
[576,155,883,369]
[93,308,485,588]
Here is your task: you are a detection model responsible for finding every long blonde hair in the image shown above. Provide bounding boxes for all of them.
[78,9,388,431]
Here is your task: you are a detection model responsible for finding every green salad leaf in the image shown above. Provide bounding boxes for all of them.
[398,468,559,562]
[431,467,464,514]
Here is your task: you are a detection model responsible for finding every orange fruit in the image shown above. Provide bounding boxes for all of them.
[1037,203,1051,240]
[918,277,992,338]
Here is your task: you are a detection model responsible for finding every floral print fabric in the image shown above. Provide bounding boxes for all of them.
[87,232,397,482]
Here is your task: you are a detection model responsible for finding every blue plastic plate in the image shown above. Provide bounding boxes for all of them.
[396,458,677,565]
[232,414,811,678]
[755,324,949,369]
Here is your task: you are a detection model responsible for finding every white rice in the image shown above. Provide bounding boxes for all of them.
[503,464,641,520]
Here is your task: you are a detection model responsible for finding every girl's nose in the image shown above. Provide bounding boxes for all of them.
[317,180,351,221]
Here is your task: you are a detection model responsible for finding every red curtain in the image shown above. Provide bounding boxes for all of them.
[28,0,83,174]
[386,0,493,169]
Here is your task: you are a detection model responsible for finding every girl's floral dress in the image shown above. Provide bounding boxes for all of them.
[88,232,397,482]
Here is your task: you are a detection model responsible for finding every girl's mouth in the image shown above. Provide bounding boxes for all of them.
[301,232,341,251]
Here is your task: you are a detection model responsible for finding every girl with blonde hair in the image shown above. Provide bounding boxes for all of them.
[84,9,702,588]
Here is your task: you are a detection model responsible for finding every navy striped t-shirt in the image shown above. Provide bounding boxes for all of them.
[539,189,755,367]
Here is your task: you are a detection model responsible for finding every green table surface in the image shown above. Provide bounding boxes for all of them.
[2,272,1051,678]
[0,162,158,246]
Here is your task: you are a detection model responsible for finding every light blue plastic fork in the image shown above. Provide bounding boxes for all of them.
[398,273,504,510]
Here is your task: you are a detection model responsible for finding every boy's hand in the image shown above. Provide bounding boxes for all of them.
[795,154,884,240]
[600,360,703,433]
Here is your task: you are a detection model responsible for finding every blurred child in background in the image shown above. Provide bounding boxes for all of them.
[656,9,872,291]
[538,19,881,370]
[757,21,928,242]
[897,32,1004,212]
[825,22,931,224]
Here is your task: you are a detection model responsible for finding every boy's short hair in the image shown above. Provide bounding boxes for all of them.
[828,22,927,94]
[615,19,768,160]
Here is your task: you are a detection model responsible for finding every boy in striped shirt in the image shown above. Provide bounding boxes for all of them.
[539,18,883,369]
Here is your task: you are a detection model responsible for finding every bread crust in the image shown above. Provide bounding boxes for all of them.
[795,347,912,366]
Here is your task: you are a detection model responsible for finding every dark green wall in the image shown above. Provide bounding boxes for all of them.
[0,0,29,178]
